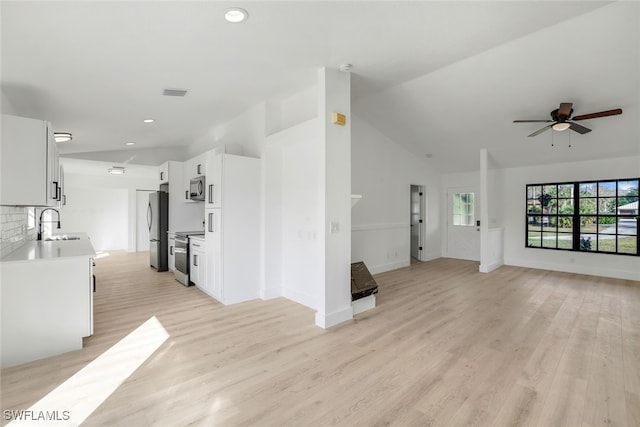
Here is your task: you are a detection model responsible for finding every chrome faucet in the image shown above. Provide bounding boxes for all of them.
[37,208,61,241]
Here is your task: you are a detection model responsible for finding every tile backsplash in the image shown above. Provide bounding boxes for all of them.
[0,206,36,258]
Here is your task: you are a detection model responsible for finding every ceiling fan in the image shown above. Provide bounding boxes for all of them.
[514,102,623,137]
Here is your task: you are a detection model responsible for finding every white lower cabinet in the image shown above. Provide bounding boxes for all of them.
[168,232,175,272]
[189,237,206,288]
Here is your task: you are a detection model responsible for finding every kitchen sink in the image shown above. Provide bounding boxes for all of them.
[45,235,81,241]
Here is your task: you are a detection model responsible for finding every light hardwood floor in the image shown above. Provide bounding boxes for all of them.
[2,251,639,426]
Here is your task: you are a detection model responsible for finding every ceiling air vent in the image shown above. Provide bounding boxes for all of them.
[163,88,188,97]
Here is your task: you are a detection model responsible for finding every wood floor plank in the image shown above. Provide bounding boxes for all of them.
[1,252,639,426]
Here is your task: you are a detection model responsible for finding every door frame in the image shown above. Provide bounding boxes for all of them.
[410,184,427,262]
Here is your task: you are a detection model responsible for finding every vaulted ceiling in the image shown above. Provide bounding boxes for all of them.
[2,1,638,173]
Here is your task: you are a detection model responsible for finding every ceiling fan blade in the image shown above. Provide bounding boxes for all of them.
[569,122,591,134]
[513,119,553,123]
[571,108,623,121]
[528,124,553,137]
[558,102,573,119]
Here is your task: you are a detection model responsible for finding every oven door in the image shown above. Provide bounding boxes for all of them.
[174,237,190,285]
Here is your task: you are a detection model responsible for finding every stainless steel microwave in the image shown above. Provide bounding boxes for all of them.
[189,176,206,201]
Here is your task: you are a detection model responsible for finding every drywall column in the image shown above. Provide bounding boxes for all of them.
[316,67,353,328]
[479,148,489,272]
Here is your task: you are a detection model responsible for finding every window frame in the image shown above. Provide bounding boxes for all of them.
[452,192,475,227]
[525,178,638,257]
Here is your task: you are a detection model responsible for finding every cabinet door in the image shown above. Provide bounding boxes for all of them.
[205,210,222,299]
[0,115,51,206]
[168,234,175,272]
[159,162,169,183]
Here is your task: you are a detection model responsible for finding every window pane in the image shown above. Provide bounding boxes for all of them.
[453,192,474,226]
[558,216,573,232]
[528,232,542,247]
[618,217,637,235]
[542,232,556,248]
[618,180,638,197]
[580,182,597,197]
[597,236,616,253]
[580,216,597,233]
[598,198,616,214]
[558,184,573,198]
[542,216,556,232]
[527,200,542,214]
[527,186,541,200]
[545,198,557,214]
[598,181,616,197]
[597,217,616,234]
[558,233,573,249]
[580,198,596,214]
[579,234,595,251]
[558,198,574,214]
[618,197,638,215]
[618,236,637,254]
[543,185,557,197]
[528,216,542,231]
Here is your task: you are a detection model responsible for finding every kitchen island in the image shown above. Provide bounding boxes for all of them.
[0,234,95,368]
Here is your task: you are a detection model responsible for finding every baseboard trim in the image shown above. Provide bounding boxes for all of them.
[261,286,281,300]
[315,306,353,329]
[505,257,640,281]
[367,260,410,275]
[479,260,503,273]
[352,295,376,315]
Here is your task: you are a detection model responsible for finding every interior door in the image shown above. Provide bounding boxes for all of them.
[410,185,423,260]
[446,187,480,261]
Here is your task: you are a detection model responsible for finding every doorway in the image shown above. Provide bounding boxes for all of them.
[136,190,156,252]
[446,187,480,261]
[410,185,425,262]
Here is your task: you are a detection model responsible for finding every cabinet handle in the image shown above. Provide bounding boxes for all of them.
[197,164,202,175]
[208,212,215,232]
[170,246,174,255]
[185,190,189,200]
[208,184,214,204]
[62,195,67,205]
[52,181,59,200]
[192,243,200,247]
[160,171,164,181]
[194,254,198,266]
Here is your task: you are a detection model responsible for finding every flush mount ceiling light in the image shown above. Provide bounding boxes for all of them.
[53,132,72,142]
[108,166,125,175]
[225,7,248,23]
[125,141,136,146]
[552,122,571,131]
[143,118,155,123]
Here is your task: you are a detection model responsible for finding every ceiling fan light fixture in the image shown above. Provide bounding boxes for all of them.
[552,122,571,132]
[54,132,72,143]
[108,166,125,175]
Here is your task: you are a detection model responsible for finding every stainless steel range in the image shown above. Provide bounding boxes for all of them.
[174,231,204,286]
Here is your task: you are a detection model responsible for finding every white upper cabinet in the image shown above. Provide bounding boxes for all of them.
[183,154,206,203]
[205,151,223,209]
[159,162,169,184]
[1,114,59,207]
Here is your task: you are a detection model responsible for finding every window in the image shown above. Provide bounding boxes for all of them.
[526,178,638,256]
[453,192,474,226]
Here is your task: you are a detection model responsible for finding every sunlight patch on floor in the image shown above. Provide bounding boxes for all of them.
[7,316,169,426]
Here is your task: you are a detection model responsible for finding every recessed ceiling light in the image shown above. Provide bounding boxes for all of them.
[108,166,125,175]
[54,132,72,143]
[143,118,155,123]
[225,7,248,23]
[125,141,136,146]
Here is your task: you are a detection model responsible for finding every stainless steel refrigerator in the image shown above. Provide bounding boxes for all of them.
[148,191,169,271]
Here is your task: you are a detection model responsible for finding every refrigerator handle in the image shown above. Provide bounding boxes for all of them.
[208,184,213,204]
[208,212,214,232]
[147,202,152,231]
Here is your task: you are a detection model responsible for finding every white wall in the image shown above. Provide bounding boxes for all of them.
[351,115,441,273]
[60,159,158,251]
[502,155,640,281]
[60,186,128,250]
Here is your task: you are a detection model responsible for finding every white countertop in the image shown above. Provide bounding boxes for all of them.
[1,234,96,263]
